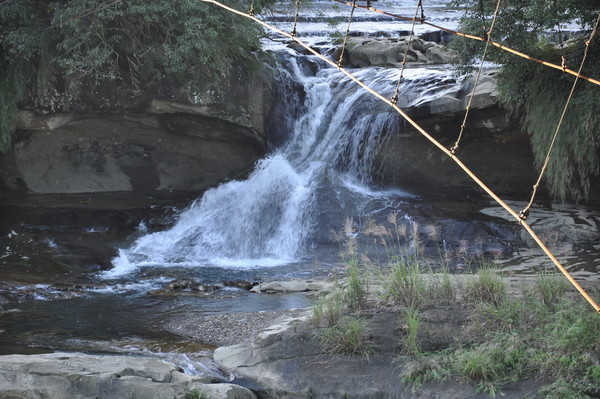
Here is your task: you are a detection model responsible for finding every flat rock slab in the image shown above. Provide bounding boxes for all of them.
[0,352,255,399]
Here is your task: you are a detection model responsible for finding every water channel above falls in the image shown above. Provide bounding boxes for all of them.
[2,1,600,377]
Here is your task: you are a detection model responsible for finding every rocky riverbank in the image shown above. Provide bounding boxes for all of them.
[1,273,598,398]
[210,275,600,399]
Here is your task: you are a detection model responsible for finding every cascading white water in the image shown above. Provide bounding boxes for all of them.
[107,52,459,278]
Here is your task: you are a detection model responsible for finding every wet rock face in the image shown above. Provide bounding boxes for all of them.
[0,66,272,196]
[372,70,541,199]
[373,108,540,198]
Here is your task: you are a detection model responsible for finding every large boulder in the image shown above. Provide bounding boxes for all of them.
[334,37,456,68]
[0,113,264,194]
[0,352,256,399]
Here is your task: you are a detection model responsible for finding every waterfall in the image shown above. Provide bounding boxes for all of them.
[107,52,459,277]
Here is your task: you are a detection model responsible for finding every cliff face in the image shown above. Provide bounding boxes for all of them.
[0,66,272,195]
[372,69,541,199]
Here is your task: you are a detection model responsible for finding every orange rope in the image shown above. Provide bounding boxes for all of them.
[331,0,600,88]
[197,0,600,313]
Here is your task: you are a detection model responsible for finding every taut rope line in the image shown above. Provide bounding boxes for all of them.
[196,0,600,313]
[450,0,501,155]
[391,0,424,105]
[337,0,357,66]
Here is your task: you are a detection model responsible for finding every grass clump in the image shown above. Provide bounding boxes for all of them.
[399,307,422,357]
[344,258,367,311]
[312,289,345,328]
[383,255,426,309]
[427,267,457,305]
[535,270,570,308]
[464,266,506,306]
[319,315,374,357]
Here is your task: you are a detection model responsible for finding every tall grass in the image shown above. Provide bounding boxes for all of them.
[312,288,345,328]
[316,213,598,398]
[345,258,367,311]
[428,266,456,305]
[535,270,570,307]
[399,307,422,357]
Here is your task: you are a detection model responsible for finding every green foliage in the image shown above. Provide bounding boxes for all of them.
[344,258,367,311]
[313,288,345,328]
[0,0,275,151]
[427,267,457,305]
[186,389,210,399]
[535,270,570,307]
[450,0,600,200]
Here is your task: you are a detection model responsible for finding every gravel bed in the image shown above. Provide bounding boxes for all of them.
[164,308,309,347]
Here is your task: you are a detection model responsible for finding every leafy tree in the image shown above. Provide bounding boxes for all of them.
[450,0,600,201]
[0,0,274,151]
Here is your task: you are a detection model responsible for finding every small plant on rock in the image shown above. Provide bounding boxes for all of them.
[314,288,345,328]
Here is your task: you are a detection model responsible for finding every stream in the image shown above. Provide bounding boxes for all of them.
[1,0,599,379]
